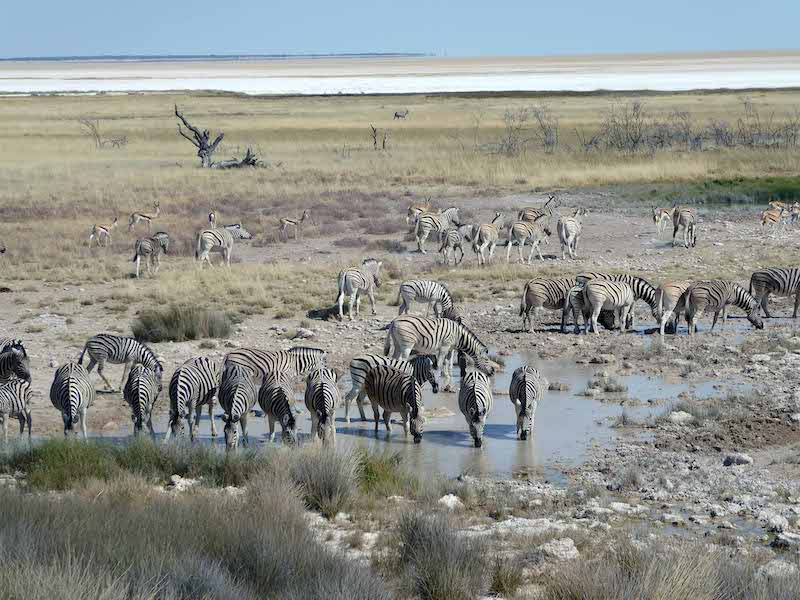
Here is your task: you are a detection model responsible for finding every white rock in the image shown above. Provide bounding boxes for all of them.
[751,354,771,363]
[661,513,686,525]
[49,356,59,368]
[668,411,695,425]
[540,538,580,561]
[168,474,200,492]
[723,453,754,467]
[759,560,798,578]
[608,502,648,516]
[438,494,465,511]
[790,414,800,423]
[293,327,316,340]
[767,515,790,533]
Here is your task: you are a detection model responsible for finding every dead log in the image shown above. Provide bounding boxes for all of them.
[210,147,260,169]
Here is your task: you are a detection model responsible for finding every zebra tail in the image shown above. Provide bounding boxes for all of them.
[336,270,346,297]
[383,324,394,356]
[131,240,140,262]
[78,342,89,365]
[414,217,423,239]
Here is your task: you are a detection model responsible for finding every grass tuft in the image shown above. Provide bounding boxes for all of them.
[132,304,232,342]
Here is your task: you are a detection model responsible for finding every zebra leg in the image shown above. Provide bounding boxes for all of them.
[310,410,319,442]
[761,293,773,318]
[456,245,464,265]
[489,241,497,263]
[590,307,602,336]
[672,222,679,246]
[348,292,358,321]
[96,360,114,391]
[660,310,673,337]
[147,414,155,441]
[337,291,346,321]
[400,411,410,436]
[383,410,393,434]
[120,361,132,393]
[793,291,800,318]
[372,402,381,434]
[711,311,720,330]
[368,290,377,315]
[135,256,141,278]
[79,408,88,441]
[417,230,429,253]
[208,395,218,437]
[241,414,249,447]
[506,240,513,263]
[267,415,276,442]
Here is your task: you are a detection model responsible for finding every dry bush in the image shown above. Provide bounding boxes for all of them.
[132,305,232,342]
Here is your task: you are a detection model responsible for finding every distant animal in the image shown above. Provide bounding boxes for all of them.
[506,216,551,264]
[89,218,119,247]
[304,368,340,446]
[397,279,454,318]
[393,108,410,120]
[195,223,252,268]
[652,207,671,235]
[459,371,493,448]
[519,195,558,223]
[557,208,588,260]
[472,212,504,265]
[0,379,32,444]
[280,210,310,240]
[676,280,763,335]
[581,280,635,335]
[0,246,5,254]
[509,366,547,441]
[415,207,461,253]
[337,258,382,321]
[671,206,697,248]
[50,362,95,439]
[219,364,258,450]
[769,200,792,211]
[123,363,161,439]
[258,370,297,444]
[128,202,160,233]
[760,207,786,234]
[407,198,433,225]
[78,333,162,393]
[164,356,221,442]
[749,268,800,318]
[364,365,424,443]
[655,280,692,335]
[132,233,170,278]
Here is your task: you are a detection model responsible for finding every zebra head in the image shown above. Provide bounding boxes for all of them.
[281,412,298,445]
[473,352,495,377]
[468,405,487,448]
[222,412,239,450]
[7,347,30,383]
[362,258,383,289]
[441,304,463,324]
[406,381,425,444]
[315,408,335,446]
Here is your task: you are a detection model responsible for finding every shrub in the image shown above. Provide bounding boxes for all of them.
[132,305,232,342]
[489,555,524,597]
[284,446,360,518]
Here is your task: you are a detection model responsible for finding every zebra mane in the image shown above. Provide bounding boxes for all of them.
[455,321,488,358]
[361,258,382,274]
[733,283,759,311]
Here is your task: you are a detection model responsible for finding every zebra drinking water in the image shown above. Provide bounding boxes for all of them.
[676,280,763,335]
[509,366,547,441]
[304,368,339,446]
[749,268,800,318]
[219,364,258,450]
[459,371,493,448]
[581,280,635,335]
[123,363,161,439]
[0,379,32,443]
[258,371,297,444]
[224,346,326,384]
[165,356,221,442]
[50,363,95,439]
[364,365,425,443]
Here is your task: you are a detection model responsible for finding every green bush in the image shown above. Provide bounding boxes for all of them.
[131,304,232,342]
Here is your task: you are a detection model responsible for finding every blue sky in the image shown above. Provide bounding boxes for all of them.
[2,0,796,58]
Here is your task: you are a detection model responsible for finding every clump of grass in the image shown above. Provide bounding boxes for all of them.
[358,449,415,497]
[620,465,643,490]
[132,305,232,342]
[282,446,360,519]
[489,555,524,597]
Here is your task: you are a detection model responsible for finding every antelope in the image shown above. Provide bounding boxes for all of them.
[652,207,671,235]
[393,108,410,120]
[89,218,119,247]
[279,210,310,240]
[128,202,160,233]
[406,197,433,225]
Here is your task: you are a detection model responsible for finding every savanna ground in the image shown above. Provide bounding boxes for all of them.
[3,89,800,598]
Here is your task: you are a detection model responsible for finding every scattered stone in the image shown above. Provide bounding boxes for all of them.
[49,356,59,368]
[223,340,241,348]
[293,327,316,340]
[590,354,617,364]
[30,313,67,330]
[548,381,571,391]
[718,521,737,530]
[723,453,754,467]
[608,502,648,516]
[758,560,798,578]
[767,515,790,533]
[168,474,200,492]
[427,407,456,419]
[438,494,465,511]
[790,414,800,423]
[539,538,580,561]
[667,410,695,425]
[660,513,686,525]
[751,354,771,363]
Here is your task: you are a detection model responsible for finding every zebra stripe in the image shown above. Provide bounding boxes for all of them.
[678,280,764,335]
[472,212,504,265]
[364,365,424,443]
[572,272,659,325]
[195,224,250,268]
[258,370,297,444]
[518,196,557,223]
[509,366,546,441]
[519,277,576,332]
[749,268,800,318]
[561,284,618,334]
[582,280,635,335]
[384,315,494,390]
[0,379,32,443]
[123,363,161,439]
[165,356,221,442]
[438,227,466,265]
[50,363,95,439]
[132,234,170,278]
[219,364,258,450]
[0,346,31,383]
[397,280,453,318]
[79,333,162,392]
[557,208,587,259]
[671,206,697,248]
[304,368,339,446]
[337,258,382,321]
[415,207,461,253]
[0,338,25,355]
[459,371,493,448]
[655,280,692,335]
[224,346,326,384]
[344,353,438,422]
[506,218,551,264]
[406,200,432,225]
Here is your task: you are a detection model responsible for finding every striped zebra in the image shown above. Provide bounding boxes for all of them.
[582,280,635,335]
[123,364,161,439]
[406,199,433,225]
[415,207,461,253]
[506,217,551,263]
[165,356,222,442]
[89,218,118,247]
[671,206,697,248]
[132,234,170,278]
[459,371,493,448]
[519,277,576,332]
[384,315,494,391]
[0,379,32,443]
[195,224,252,268]
[224,346,326,385]
[304,368,339,446]
[438,227,466,266]
[472,212,504,265]
[749,268,800,318]
[337,258,382,321]
[564,272,659,332]
[509,366,547,441]
[561,284,618,334]
[0,346,31,383]
[258,370,297,444]
[364,365,424,443]
[518,195,557,223]
[677,280,764,335]
[344,353,438,422]
[0,338,24,354]
[655,280,692,335]
[397,280,454,318]
[557,208,587,259]
[652,207,671,235]
[219,364,258,450]
[50,362,95,439]
[79,333,162,392]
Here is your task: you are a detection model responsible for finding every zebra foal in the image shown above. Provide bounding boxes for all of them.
[459,371,493,448]
[195,224,252,268]
[0,379,32,443]
[305,368,339,446]
[509,366,547,441]
[671,206,697,248]
[472,212,504,265]
[124,363,161,439]
[677,280,763,335]
[749,268,800,318]
[415,207,461,253]
[438,226,468,266]
[557,208,587,259]
[258,371,297,444]
[79,333,162,392]
[50,363,95,439]
[219,364,258,450]
[364,365,425,443]
[132,233,170,278]
[582,280,635,335]
[337,258,382,321]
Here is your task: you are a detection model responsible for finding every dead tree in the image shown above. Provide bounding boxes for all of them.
[175,105,260,169]
[370,125,379,150]
[382,130,390,150]
[393,108,409,120]
[79,118,125,149]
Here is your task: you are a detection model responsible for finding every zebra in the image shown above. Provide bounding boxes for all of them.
[0,346,31,383]
[279,210,310,240]
[472,212,504,265]
[304,368,339,446]
[519,278,577,332]
[671,206,697,248]
[0,338,25,355]
[415,207,461,253]
[459,371,493,448]
[0,379,32,443]
[384,315,494,391]
[561,284,618,334]
[557,208,588,259]
[677,280,764,335]
[364,365,424,443]
[438,227,466,266]
[89,218,118,247]
[123,363,161,439]
[224,346,326,384]
[406,198,432,225]
[506,217,551,264]
[50,362,95,439]
[655,280,692,335]
[397,280,454,318]
[581,280,635,335]
[79,333,162,392]
[564,272,659,333]
[132,234,170,278]
[258,370,297,444]
[164,356,221,442]
[344,353,438,422]
[195,224,252,268]
[509,366,547,441]
[749,268,800,318]
[652,207,672,235]
[128,202,160,233]
[219,364,258,450]
[518,195,557,223]
[337,258,382,321]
